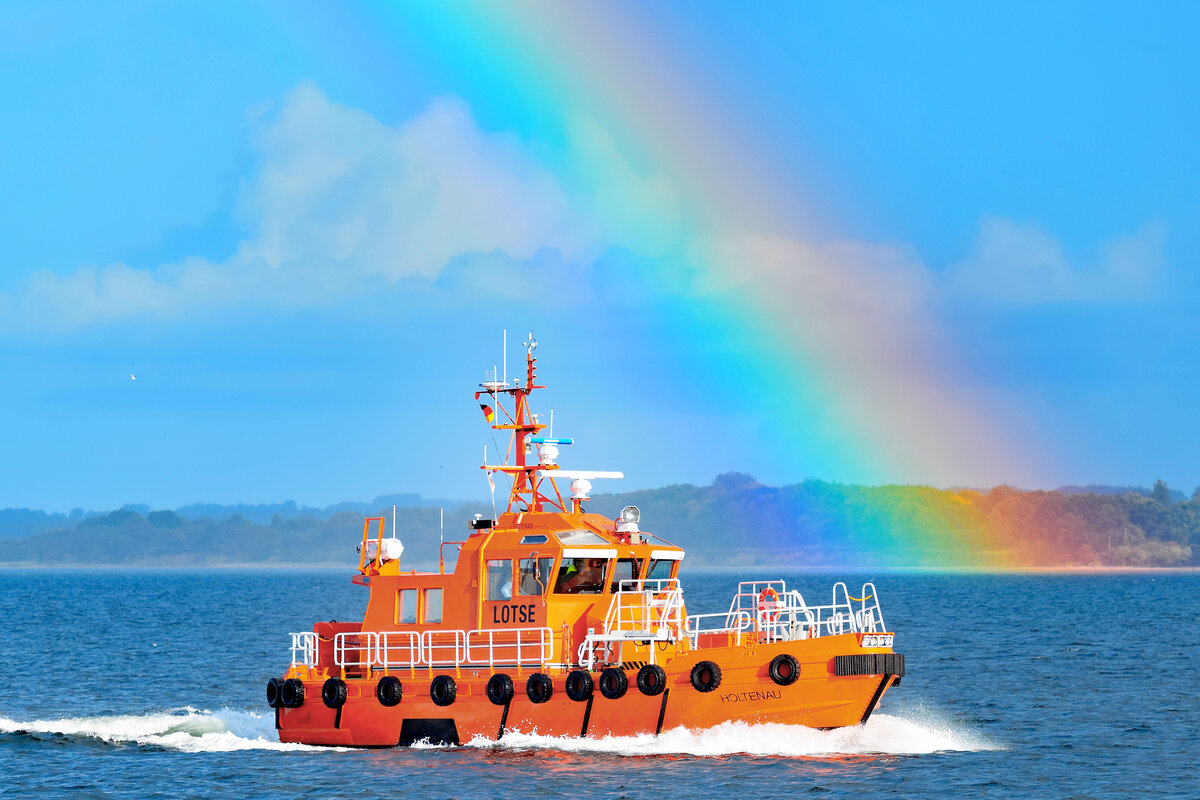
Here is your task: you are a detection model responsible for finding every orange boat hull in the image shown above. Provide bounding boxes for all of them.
[277,635,900,747]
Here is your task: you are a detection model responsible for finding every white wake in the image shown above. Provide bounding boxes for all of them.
[0,707,336,753]
[471,713,1002,757]
[0,709,999,757]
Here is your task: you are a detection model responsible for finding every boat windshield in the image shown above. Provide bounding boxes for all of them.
[609,558,641,592]
[646,558,674,581]
[554,557,609,594]
[555,530,609,545]
[518,556,554,596]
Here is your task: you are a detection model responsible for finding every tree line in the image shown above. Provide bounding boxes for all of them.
[1,475,1196,568]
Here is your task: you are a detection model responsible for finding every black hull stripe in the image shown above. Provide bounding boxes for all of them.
[334,704,343,729]
[580,695,595,737]
[859,675,892,725]
[655,688,670,735]
[498,697,512,739]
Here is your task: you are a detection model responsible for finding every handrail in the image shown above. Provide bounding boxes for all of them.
[378,631,422,669]
[683,611,753,647]
[290,632,318,667]
[303,578,890,672]
[334,631,378,668]
[358,517,385,573]
[439,541,466,575]
[465,627,553,666]
[422,629,466,666]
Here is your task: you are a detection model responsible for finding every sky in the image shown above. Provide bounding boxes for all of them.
[1,1,1198,512]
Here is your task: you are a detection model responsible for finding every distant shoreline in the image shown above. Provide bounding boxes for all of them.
[2,562,1198,574]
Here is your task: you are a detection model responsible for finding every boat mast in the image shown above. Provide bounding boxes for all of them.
[477,334,561,513]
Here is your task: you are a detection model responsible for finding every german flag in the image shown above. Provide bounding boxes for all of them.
[480,403,496,424]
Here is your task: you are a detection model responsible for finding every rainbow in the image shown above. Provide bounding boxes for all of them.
[329,4,1082,567]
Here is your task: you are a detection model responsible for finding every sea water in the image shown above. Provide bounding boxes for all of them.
[0,569,1195,798]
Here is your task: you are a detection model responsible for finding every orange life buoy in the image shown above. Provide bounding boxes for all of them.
[757,587,781,624]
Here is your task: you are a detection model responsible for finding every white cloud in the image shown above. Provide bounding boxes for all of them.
[0,83,599,331]
[944,216,1165,304]
[241,83,590,279]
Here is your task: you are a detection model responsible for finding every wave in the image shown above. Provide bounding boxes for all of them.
[472,713,1003,757]
[0,707,337,753]
[1,709,999,757]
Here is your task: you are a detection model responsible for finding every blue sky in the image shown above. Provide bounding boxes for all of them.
[2,1,1198,511]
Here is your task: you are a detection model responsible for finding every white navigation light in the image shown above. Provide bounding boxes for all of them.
[569,478,592,500]
[617,505,640,534]
[537,442,559,465]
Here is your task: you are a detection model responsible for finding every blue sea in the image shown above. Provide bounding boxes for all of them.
[1,568,1196,798]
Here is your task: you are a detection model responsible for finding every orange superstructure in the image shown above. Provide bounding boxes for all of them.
[268,335,905,746]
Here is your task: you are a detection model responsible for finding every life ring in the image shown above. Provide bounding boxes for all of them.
[598,667,628,700]
[768,653,800,686]
[430,675,457,707]
[266,677,285,709]
[376,676,403,706]
[321,677,347,709]
[565,669,594,702]
[281,678,306,708]
[689,660,722,693]
[636,664,667,696]
[526,672,554,703]
[757,587,781,624]
[486,673,514,706]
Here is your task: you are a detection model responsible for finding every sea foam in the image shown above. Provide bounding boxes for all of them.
[0,707,336,753]
[472,713,1002,757]
[0,708,999,757]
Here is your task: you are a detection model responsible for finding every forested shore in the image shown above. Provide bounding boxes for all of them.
[1,475,1195,568]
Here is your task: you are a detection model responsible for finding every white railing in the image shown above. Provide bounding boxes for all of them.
[290,632,318,667]
[579,578,685,668]
[466,628,553,666]
[328,628,552,670]
[378,631,422,668]
[422,630,466,666]
[334,631,379,668]
[720,580,888,642]
[683,610,754,647]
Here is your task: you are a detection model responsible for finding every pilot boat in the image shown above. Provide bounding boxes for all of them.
[267,336,904,746]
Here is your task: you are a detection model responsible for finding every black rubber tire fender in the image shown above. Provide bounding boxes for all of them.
[690,660,722,693]
[266,677,285,709]
[321,677,347,709]
[768,653,800,686]
[376,676,403,707]
[486,673,515,706]
[281,678,306,708]
[636,664,667,696]
[598,667,628,700]
[526,672,553,703]
[565,669,593,702]
[430,675,457,707]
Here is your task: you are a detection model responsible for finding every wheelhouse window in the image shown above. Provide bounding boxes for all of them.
[423,588,443,624]
[610,557,641,593]
[518,557,554,596]
[519,534,549,545]
[486,559,513,600]
[646,558,675,582]
[554,557,610,594]
[555,530,609,546]
[396,588,418,624]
